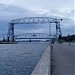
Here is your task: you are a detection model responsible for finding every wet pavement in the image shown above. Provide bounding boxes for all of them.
[52,43,74,75]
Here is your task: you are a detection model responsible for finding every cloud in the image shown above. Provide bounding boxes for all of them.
[0,3,37,20]
[14,28,45,35]
[0,0,74,40]
[6,0,73,10]
[0,0,14,4]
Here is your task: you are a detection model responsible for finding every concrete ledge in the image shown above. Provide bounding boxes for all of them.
[31,46,51,75]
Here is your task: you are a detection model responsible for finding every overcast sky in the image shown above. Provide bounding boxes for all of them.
[0,0,74,39]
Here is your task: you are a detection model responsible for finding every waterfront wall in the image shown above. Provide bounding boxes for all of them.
[31,46,51,75]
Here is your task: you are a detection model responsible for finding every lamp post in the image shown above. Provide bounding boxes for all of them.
[48,22,52,75]
[49,23,51,46]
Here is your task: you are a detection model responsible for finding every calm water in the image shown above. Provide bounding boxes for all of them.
[0,42,49,75]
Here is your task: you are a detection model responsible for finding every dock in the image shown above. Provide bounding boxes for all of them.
[31,46,51,75]
[31,43,74,75]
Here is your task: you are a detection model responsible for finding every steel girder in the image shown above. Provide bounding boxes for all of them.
[7,17,62,42]
[10,17,61,24]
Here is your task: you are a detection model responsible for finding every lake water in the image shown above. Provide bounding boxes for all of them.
[0,42,49,75]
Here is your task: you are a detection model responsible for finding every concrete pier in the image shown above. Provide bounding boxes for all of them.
[31,46,51,75]
[52,43,74,75]
[31,43,74,75]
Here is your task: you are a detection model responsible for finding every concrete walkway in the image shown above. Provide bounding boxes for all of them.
[31,46,51,75]
[52,44,74,75]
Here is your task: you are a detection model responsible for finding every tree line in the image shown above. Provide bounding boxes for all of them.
[59,34,75,42]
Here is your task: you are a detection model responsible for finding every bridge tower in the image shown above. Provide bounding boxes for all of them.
[55,21,62,39]
[7,23,14,42]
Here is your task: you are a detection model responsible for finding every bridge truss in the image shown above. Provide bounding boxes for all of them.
[7,17,62,42]
[14,33,56,39]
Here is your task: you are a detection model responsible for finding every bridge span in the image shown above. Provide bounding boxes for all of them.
[7,17,62,42]
[14,33,56,40]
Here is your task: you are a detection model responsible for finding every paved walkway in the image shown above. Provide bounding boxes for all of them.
[52,44,74,75]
